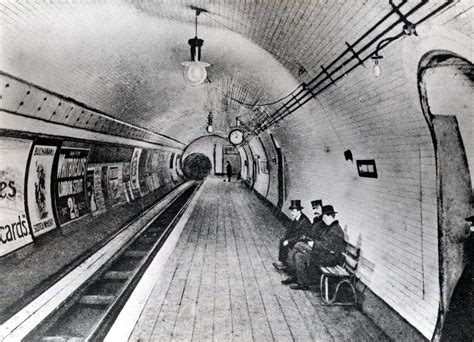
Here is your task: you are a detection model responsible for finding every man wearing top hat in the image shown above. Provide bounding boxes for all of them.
[282,205,345,290]
[309,199,324,240]
[272,200,311,271]
[285,200,325,274]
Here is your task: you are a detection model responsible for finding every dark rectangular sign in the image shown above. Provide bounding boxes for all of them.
[356,159,378,178]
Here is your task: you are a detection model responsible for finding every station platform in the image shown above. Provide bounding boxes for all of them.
[114,176,388,341]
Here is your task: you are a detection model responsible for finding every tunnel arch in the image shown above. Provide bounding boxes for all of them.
[0,2,300,146]
[182,153,212,180]
[182,135,241,178]
[182,134,227,155]
[417,50,473,341]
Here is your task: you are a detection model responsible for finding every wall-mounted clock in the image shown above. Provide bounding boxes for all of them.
[228,129,244,145]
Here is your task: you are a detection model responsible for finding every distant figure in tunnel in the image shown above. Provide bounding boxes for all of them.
[283,205,345,290]
[272,200,311,272]
[226,161,232,182]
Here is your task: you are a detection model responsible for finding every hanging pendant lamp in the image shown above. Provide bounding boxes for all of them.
[181,7,211,86]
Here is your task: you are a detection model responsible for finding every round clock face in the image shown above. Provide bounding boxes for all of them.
[228,129,244,145]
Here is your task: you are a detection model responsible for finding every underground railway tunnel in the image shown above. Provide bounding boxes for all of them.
[182,153,213,180]
[0,1,472,341]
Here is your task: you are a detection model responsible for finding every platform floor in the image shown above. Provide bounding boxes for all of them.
[129,177,388,341]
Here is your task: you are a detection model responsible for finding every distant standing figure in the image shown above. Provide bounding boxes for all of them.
[226,161,232,182]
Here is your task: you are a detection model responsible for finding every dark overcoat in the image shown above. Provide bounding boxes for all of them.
[284,213,311,246]
[311,220,345,266]
[308,216,325,241]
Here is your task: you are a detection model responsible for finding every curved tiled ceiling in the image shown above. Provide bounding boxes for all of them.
[1,0,465,145]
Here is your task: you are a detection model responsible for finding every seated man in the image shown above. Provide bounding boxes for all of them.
[272,200,311,271]
[284,199,324,278]
[282,205,345,290]
[307,199,324,240]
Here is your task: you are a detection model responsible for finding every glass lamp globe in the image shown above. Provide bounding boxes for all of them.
[207,124,213,133]
[181,60,211,86]
[372,60,381,78]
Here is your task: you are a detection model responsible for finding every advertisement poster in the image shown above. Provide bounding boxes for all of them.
[151,152,161,190]
[152,173,161,190]
[101,165,110,207]
[86,169,97,213]
[27,145,57,237]
[86,166,106,216]
[130,148,142,199]
[93,167,107,214]
[260,160,269,174]
[0,137,34,257]
[55,148,89,225]
[122,162,134,203]
[107,164,125,207]
[143,151,153,192]
[146,176,155,193]
[138,149,150,196]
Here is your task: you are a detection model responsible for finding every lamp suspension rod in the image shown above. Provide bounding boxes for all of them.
[258,0,453,132]
[195,10,198,37]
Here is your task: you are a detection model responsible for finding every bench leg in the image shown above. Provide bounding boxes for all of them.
[321,277,357,306]
[320,274,332,304]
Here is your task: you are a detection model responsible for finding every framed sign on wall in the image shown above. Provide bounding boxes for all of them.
[356,159,378,178]
[223,146,238,155]
[260,160,269,174]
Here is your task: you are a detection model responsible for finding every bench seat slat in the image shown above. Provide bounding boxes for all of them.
[336,265,349,276]
[321,265,350,277]
[345,244,360,257]
[345,255,358,269]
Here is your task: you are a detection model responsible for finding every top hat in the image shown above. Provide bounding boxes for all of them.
[321,205,337,216]
[289,200,303,210]
[311,200,323,208]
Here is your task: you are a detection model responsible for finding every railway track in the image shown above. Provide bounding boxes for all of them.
[25,183,200,341]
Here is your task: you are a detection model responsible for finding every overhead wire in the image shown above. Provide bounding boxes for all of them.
[227,84,303,107]
[256,0,453,133]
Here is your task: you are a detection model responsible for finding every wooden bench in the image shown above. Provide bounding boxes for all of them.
[319,241,360,306]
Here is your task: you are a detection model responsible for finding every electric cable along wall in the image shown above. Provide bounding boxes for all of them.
[237,0,455,134]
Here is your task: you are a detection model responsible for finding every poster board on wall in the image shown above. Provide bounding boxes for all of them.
[107,164,126,207]
[122,162,134,203]
[138,149,150,196]
[86,166,107,216]
[55,147,90,225]
[151,151,161,190]
[27,145,58,237]
[0,137,34,257]
[223,146,238,155]
[260,160,269,174]
[145,150,155,192]
[130,148,142,198]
